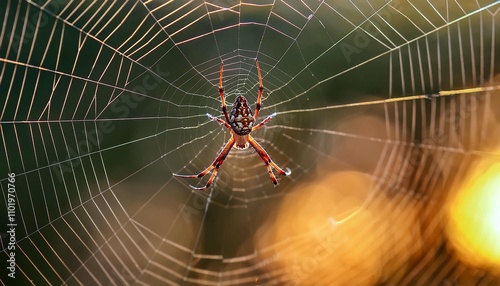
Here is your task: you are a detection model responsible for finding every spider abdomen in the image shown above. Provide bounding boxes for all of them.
[230,95,254,135]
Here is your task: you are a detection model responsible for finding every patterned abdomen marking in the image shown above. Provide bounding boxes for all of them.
[229,96,254,135]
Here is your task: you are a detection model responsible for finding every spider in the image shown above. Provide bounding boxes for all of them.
[173,60,291,190]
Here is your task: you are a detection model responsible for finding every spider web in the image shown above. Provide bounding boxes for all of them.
[1,0,500,285]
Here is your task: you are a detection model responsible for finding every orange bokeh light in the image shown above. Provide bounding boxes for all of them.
[447,159,500,272]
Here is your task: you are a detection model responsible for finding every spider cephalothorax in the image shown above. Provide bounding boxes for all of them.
[173,60,291,190]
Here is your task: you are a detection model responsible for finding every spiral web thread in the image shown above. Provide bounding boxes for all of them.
[0,0,499,285]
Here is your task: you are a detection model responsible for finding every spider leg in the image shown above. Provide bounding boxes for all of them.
[219,63,231,124]
[248,135,291,186]
[207,113,231,129]
[251,112,277,131]
[173,136,235,190]
[253,59,264,121]
[189,164,221,190]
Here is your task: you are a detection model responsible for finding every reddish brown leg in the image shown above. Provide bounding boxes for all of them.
[207,113,231,129]
[174,136,235,190]
[253,59,264,121]
[248,135,291,186]
[219,63,231,124]
[252,112,276,132]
